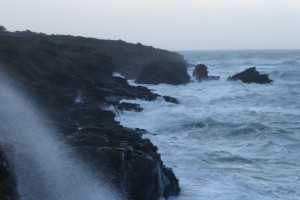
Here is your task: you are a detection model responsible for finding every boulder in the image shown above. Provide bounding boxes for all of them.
[136,61,190,85]
[192,64,220,82]
[227,67,272,84]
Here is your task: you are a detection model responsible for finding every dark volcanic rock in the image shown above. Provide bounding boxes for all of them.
[69,126,180,200]
[0,30,181,200]
[192,64,220,82]
[0,147,18,200]
[227,67,272,84]
[136,61,190,85]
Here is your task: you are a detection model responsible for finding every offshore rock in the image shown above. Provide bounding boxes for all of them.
[163,96,180,104]
[136,61,190,85]
[227,67,272,84]
[192,64,220,82]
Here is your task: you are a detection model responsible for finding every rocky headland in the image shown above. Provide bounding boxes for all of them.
[0,30,181,199]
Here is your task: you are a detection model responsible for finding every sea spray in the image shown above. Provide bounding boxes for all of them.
[0,71,123,200]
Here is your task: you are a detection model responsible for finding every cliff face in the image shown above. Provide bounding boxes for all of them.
[0,31,180,199]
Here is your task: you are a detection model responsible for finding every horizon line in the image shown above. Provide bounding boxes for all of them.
[174,48,300,52]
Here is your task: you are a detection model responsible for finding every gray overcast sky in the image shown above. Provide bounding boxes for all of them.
[1,0,300,50]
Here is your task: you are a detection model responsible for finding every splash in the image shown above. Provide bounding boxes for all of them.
[0,72,123,200]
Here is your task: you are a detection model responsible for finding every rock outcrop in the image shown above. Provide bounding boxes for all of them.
[227,67,272,84]
[136,61,190,85]
[0,30,180,200]
[192,64,220,82]
[71,126,180,200]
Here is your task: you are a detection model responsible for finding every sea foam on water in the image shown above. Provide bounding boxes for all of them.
[116,50,300,200]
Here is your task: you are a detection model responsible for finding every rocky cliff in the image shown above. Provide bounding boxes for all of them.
[0,30,180,199]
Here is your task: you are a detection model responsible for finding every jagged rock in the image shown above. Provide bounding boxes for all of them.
[136,61,190,85]
[192,64,220,82]
[227,67,272,84]
[70,125,180,200]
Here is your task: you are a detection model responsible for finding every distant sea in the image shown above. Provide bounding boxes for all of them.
[116,50,300,200]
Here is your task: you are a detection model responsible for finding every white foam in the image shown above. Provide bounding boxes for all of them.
[116,50,300,200]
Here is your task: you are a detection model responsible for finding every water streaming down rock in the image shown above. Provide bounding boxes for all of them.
[0,72,123,200]
[156,161,163,198]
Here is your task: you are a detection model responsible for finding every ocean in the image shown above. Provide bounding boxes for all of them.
[116,50,300,200]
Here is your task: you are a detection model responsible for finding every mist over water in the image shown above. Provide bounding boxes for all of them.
[0,71,122,200]
[116,50,300,200]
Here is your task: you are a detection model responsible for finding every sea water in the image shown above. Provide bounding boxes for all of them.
[116,50,300,200]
